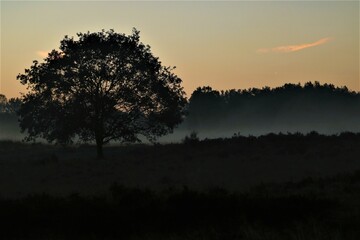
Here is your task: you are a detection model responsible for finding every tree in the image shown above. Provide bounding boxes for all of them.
[0,94,20,113]
[0,94,7,113]
[186,87,224,129]
[7,98,22,114]
[17,29,187,158]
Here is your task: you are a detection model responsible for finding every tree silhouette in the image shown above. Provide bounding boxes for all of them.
[184,82,360,134]
[17,29,186,158]
[6,98,22,114]
[0,94,7,113]
[0,94,21,114]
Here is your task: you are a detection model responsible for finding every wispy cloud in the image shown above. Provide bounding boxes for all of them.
[257,37,331,54]
[36,51,49,58]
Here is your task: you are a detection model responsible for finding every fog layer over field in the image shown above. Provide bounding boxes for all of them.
[1,82,360,142]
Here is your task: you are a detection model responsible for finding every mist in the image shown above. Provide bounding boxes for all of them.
[1,82,360,143]
[163,82,360,142]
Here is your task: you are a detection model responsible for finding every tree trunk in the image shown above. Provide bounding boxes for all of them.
[95,113,104,159]
[96,139,104,159]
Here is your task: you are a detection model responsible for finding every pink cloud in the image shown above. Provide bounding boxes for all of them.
[257,37,331,54]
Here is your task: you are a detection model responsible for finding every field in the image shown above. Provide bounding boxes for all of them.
[1,133,360,239]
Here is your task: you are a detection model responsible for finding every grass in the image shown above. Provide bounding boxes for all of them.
[0,176,359,239]
[0,132,360,239]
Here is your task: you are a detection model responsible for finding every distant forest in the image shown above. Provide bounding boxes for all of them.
[0,94,21,140]
[1,82,360,141]
[182,82,360,137]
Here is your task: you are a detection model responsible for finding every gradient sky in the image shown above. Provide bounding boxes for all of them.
[1,0,359,98]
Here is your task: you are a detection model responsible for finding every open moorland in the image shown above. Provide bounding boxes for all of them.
[1,133,360,239]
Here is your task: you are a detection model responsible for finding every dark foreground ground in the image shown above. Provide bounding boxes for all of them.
[0,132,360,239]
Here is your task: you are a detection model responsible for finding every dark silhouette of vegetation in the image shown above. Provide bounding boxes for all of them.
[0,94,6,112]
[0,179,358,239]
[17,29,186,158]
[1,133,360,238]
[185,82,360,135]
[0,94,21,114]
[2,82,360,142]
[1,132,359,196]
[0,94,22,140]
[182,130,199,144]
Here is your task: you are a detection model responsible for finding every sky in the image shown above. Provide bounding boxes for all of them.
[1,0,359,98]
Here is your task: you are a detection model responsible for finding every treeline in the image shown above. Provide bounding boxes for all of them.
[0,94,21,114]
[0,94,22,139]
[183,82,360,136]
[1,82,360,140]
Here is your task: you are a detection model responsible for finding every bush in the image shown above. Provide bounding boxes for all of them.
[182,131,200,144]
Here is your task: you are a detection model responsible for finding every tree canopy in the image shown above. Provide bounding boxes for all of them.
[0,94,21,114]
[185,82,360,134]
[17,29,187,158]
